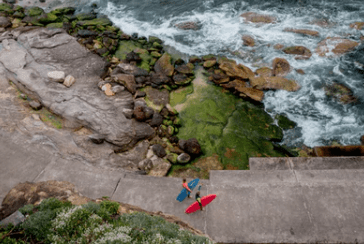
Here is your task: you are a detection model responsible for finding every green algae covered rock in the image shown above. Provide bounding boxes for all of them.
[27,7,45,17]
[134,48,152,72]
[50,7,75,16]
[276,114,297,130]
[155,53,174,76]
[115,40,143,60]
[0,3,12,12]
[170,85,193,107]
[38,13,58,24]
[173,68,286,170]
[78,18,112,26]
[46,22,64,28]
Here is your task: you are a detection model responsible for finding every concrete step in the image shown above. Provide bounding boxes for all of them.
[209,169,364,187]
[249,156,364,170]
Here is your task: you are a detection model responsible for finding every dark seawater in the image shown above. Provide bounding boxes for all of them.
[75,0,364,147]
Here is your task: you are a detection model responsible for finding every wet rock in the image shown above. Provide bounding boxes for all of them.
[310,19,334,28]
[202,54,216,61]
[350,22,364,30]
[150,113,163,127]
[184,138,201,155]
[360,135,364,145]
[77,29,98,37]
[283,46,312,60]
[296,69,305,75]
[126,51,142,62]
[113,73,136,94]
[133,106,146,121]
[175,21,201,30]
[189,56,202,63]
[29,101,42,110]
[210,73,230,84]
[274,44,284,50]
[63,75,75,87]
[152,144,167,158]
[177,153,191,164]
[255,67,273,77]
[283,28,319,37]
[219,60,254,80]
[324,82,357,104]
[240,12,276,24]
[144,107,154,119]
[88,134,105,144]
[242,35,255,46]
[222,79,264,102]
[276,114,297,130]
[150,72,170,86]
[203,59,217,68]
[249,76,300,92]
[112,63,149,77]
[138,158,153,173]
[176,63,194,74]
[178,139,187,151]
[313,145,364,157]
[173,73,191,85]
[0,16,11,28]
[148,155,171,176]
[144,86,170,111]
[316,37,359,57]
[135,90,146,98]
[48,70,65,82]
[272,58,290,76]
[154,53,174,76]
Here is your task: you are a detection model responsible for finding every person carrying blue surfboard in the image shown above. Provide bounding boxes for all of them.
[182,178,192,198]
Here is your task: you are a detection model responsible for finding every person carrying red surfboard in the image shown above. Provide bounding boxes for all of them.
[182,178,192,198]
[195,185,203,211]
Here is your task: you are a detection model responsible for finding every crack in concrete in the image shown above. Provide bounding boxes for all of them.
[111,177,122,199]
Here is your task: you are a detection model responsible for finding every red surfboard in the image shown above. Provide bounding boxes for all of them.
[185,194,217,214]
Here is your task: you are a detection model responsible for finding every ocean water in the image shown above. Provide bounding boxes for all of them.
[73,0,364,147]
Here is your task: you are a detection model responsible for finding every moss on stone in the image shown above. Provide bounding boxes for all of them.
[114,40,142,60]
[276,114,297,130]
[170,85,194,107]
[27,7,45,17]
[0,3,12,12]
[38,13,58,24]
[175,68,286,170]
[78,18,112,26]
[50,7,75,16]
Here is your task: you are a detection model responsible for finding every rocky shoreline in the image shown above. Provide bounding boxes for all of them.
[0,1,362,179]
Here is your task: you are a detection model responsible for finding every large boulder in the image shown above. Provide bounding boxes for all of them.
[148,156,171,177]
[0,28,154,149]
[349,22,364,30]
[255,67,273,77]
[221,79,264,102]
[324,82,357,104]
[316,37,359,57]
[174,21,201,30]
[219,60,254,80]
[249,76,300,92]
[242,35,255,46]
[240,12,276,24]
[272,58,290,76]
[283,28,319,37]
[283,46,312,59]
[154,53,174,77]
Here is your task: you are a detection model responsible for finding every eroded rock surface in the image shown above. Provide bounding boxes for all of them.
[0,27,154,149]
[316,37,359,57]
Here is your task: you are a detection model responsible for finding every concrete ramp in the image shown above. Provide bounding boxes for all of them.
[207,170,364,243]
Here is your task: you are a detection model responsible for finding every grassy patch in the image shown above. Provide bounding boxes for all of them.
[34,108,63,129]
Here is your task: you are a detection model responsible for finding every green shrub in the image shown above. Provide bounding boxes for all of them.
[100,200,119,215]
[18,204,34,215]
[21,209,55,240]
[37,197,71,211]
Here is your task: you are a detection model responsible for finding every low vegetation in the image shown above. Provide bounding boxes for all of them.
[0,198,213,244]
